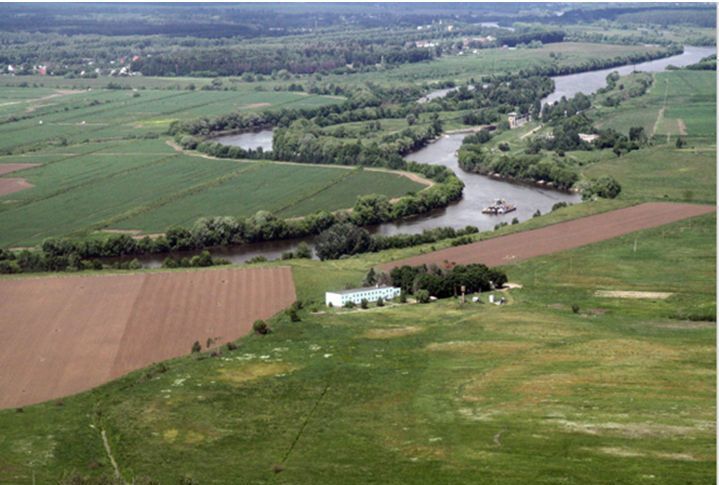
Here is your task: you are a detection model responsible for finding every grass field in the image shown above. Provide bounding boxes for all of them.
[322,42,666,86]
[0,140,424,246]
[0,210,713,484]
[593,70,716,143]
[586,69,716,204]
[0,87,343,153]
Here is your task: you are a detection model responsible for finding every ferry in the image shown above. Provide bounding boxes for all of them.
[482,199,516,215]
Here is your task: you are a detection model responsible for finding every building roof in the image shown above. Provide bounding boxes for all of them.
[327,285,398,296]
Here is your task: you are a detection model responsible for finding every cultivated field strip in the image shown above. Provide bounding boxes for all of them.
[0,266,296,408]
[380,202,716,271]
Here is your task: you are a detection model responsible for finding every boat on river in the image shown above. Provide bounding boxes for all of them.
[482,199,516,215]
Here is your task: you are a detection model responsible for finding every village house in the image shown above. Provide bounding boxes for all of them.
[508,112,531,129]
[325,285,401,307]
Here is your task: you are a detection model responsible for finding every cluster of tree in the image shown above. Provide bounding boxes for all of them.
[556,5,715,28]
[435,76,553,119]
[541,92,591,123]
[680,56,717,71]
[270,115,443,166]
[161,250,229,269]
[597,72,653,108]
[459,141,578,190]
[133,43,435,77]
[581,176,622,200]
[515,44,682,79]
[496,29,565,47]
[389,263,508,297]
[313,222,478,261]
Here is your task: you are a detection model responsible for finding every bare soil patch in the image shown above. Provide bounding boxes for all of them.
[241,102,272,109]
[0,163,40,176]
[0,178,33,196]
[0,266,296,408]
[677,118,687,136]
[380,203,715,271]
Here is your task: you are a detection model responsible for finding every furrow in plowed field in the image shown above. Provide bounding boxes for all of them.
[380,203,715,271]
[0,266,295,409]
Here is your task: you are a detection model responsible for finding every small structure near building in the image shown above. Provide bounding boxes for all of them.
[579,133,599,143]
[508,112,531,129]
[325,285,401,307]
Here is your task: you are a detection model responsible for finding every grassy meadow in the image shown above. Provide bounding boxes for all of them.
[0,140,424,246]
[0,87,343,154]
[585,70,716,204]
[0,211,713,484]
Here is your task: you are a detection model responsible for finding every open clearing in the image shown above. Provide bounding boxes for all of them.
[380,202,714,271]
[0,266,295,409]
[0,213,713,483]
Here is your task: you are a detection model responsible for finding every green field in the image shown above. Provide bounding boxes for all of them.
[585,69,716,203]
[322,42,666,86]
[0,140,424,246]
[593,70,716,143]
[0,211,713,484]
[0,87,343,154]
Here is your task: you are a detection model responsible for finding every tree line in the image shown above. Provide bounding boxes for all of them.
[389,263,508,298]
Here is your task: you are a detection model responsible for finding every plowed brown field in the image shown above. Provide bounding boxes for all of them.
[0,163,40,176]
[380,203,715,271]
[0,178,33,196]
[0,266,295,409]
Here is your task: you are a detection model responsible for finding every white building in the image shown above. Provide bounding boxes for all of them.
[325,285,401,307]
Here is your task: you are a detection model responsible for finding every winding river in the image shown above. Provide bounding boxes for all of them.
[138,45,714,266]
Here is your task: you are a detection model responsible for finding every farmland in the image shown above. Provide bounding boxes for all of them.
[0,210,713,483]
[0,87,343,154]
[593,70,716,143]
[0,140,425,246]
[584,70,717,203]
[0,265,295,409]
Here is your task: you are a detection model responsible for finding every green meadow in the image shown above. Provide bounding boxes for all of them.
[0,140,424,246]
[0,211,713,484]
[593,70,716,143]
[0,88,343,154]
[585,70,716,204]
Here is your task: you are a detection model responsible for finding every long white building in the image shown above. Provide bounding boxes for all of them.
[325,285,401,307]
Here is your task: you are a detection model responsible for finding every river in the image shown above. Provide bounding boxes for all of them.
[139,45,712,266]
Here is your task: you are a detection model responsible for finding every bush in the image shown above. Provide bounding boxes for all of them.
[551,202,569,211]
[415,289,431,304]
[376,298,385,307]
[399,292,407,303]
[253,319,270,335]
[344,301,356,309]
[360,298,369,309]
[226,342,238,351]
[191,341,202,353]
[533,209,541,218]
[583,176,622,200]
[287,308,301,322]
[295,242,312,259]
[571,304,580,314]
